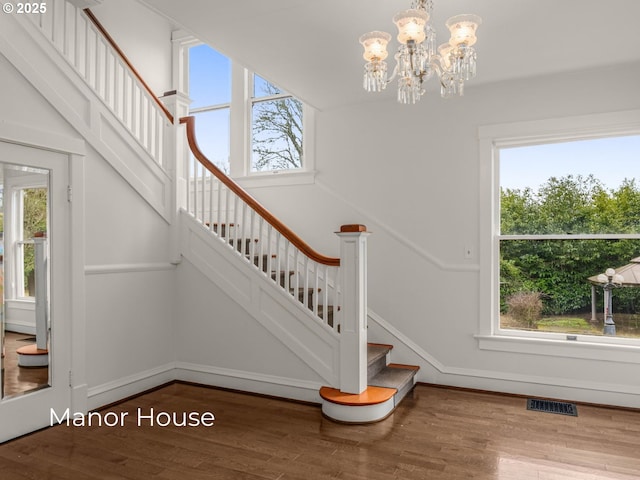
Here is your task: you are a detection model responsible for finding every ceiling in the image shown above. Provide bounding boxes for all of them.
[141,0,640,111]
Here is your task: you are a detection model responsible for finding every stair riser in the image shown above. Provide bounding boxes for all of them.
[393,376,416,407]
[367,355,388,382]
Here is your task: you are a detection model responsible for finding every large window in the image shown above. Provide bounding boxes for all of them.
[499,135,640,340]
[477,110,640,348]
[185,42,311,182]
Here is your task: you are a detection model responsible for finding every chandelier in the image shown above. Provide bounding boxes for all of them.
[359,0,481,104]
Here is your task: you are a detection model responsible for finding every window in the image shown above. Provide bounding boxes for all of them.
[188,44,231,173]
[1,165,49,302]
[17,187,47,298]
[499,135,640,340]
[251,74,303,172]
[184,42,313,183]
[479,112,640,351]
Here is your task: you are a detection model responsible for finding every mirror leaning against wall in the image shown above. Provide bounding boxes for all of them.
[0,162,51,399]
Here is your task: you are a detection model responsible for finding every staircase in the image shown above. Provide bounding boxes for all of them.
[6,0,420,423]
[207,221,419,423]
[320,343,419,423]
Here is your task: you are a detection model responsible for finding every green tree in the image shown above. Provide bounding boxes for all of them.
[500,175,640,316]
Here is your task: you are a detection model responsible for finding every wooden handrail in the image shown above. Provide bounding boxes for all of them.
[83,8,174,124]
[180,116,341,267]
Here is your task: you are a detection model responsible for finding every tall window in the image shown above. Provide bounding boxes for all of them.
[251,74,303,172]
[498,134,640,340]
[188,44,231,173]
[186,43,309,179]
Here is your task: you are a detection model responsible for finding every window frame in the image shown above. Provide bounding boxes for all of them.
[176,36,316,187]
[249,73,304,174]
[4,179,48,303]
[477,109,640,358]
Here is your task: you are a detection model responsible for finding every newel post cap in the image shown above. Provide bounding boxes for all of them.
[339,224,368,233]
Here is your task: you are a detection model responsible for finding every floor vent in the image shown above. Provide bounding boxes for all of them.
[527,398,577,416]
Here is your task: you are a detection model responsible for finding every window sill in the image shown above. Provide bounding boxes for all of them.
[235,170,316,189]
[475,333,640,365]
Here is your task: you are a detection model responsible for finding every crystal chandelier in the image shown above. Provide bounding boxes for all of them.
[359,0,481,104]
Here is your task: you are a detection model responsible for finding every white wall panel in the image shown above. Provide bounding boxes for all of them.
[85,269,175,390]
[244,62,640,406]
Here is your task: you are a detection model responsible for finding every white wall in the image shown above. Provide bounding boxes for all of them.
[91,0,174,97]
[0,50,175,405]
[244,61,640,406]
[5,0,640,411]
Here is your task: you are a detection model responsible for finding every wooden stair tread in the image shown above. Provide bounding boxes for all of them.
[16,344,48,355]
[388,363,420,371]
[319,386,397,406]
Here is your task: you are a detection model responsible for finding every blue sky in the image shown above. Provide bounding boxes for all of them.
[188,44,283,172]
[500,135,640,192]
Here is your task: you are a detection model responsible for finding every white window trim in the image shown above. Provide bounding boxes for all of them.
[4,176,48,302]
[477,109,640,359]
[173,33,316,186]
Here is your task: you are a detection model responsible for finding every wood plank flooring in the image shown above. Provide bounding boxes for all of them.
[1,331,49,397]
[1,382,640,479]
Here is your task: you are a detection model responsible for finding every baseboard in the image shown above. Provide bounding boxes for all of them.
[71,384,88,414]
[174,362,323,404]
[4,323,36,335]
[87,363,176,410]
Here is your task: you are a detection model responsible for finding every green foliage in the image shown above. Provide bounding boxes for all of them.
[22,188,47,296]
[501,175,640,316]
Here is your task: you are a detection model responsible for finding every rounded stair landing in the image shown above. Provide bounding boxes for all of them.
[16,344,49,367]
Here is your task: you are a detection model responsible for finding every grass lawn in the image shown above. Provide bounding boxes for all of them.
[500,313,640,338]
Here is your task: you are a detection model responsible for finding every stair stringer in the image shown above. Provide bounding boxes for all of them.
[179,210,341,387]
[0,12,171,222]
[367,308,444,381]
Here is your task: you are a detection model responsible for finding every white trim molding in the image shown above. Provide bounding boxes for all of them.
[478,109,640,341]
[175,362,323,404]
[84,262,177,275]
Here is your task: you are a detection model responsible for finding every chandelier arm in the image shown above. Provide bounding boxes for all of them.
[429,58,444,79]
[387,62,399,83]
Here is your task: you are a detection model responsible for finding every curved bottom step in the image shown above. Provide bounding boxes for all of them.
[319,386,397,423]
[16,344,49,367]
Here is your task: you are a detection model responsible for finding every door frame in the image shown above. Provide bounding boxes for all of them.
[0,121,86,443]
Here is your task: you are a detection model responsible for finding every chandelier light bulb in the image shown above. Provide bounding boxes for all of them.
[360,31,391,62]
[606,268,616,277]
[446,14,482,47]
[393,9,429,44]
[437,42,453,69]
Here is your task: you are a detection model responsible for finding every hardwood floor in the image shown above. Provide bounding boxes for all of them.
[1,331,49,397]
[1,382,639,479]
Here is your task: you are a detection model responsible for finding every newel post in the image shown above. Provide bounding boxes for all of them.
[160,90,191,263]
[336,224,369,394]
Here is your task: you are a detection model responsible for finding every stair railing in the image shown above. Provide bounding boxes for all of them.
[25,1,172,168]
[180,116,341,328]
[180,115,369,393]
